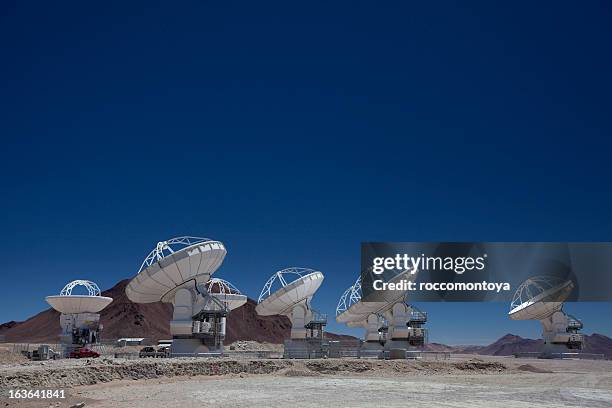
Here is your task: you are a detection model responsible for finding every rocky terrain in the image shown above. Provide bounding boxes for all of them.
[0,356,509,389]
[77,358,612,408]
[2,356,612,408]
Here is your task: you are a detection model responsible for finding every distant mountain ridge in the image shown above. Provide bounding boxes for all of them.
[0,321,20,332]
[423,333,612,359]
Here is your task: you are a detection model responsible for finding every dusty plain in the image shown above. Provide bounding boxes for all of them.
[1,345,611,408]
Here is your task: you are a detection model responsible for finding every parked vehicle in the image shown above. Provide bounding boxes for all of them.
[69,348,100,359]
[138,346,169,358]
[31,345,59,360]
[156,345,170,357]
[138,346,157,358]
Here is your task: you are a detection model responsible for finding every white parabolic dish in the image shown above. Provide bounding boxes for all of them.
[336,276,373,325]
[256,269,324,316]
[508,278,574,321]
[126,237,226,304]
[206,278,247,311]
[46,296,113,314]
[336,270,414,324]
[46,280,113,314]
[215,294,246,311]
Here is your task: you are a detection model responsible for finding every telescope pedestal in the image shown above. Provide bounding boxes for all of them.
[283,303,328,358]
[169,288,227,356]
[59,313,103,356]
[383,303,413,355]
[538,311,584,358]
[289,304,311,339]
[359,314,385,355]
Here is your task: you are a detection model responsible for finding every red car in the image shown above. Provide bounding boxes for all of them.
[69,348,100,359]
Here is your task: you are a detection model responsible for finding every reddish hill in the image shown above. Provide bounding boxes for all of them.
[0,321,20,334]
[441,333,612,359]
[98,279,174,341]
[421,342,457,352]
[474,333,543,356]
[221,298,292,344]
[583,333,612,359]
[476,333,612,358]
[2,309,62,344]
[1,279,318,344]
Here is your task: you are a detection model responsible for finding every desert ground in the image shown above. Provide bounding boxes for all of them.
[1,344,611,408]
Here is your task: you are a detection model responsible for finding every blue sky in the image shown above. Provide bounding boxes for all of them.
[1,1,611,344]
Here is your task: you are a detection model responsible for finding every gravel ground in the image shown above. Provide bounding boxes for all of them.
[1,355,611,407]
[0,356,507,389]
[226,340,283,352]
[77,371,612,408]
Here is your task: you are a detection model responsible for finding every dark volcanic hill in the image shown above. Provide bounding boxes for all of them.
[424,333,612,359]
[583,333,612,359]
[474,333,543,356]
[1,279,293,344]
[421,342,456,352]
[0,321,20,334]
[472,333,612,359]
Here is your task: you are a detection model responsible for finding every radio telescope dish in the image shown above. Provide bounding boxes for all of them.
[508,276,574,321]
[336,270,427,352]
[46,280,113,350]
[335,276,383,324]
[352,270,414,317]
[336,276,363,323]
[126,236,226,304]
[205,278,247,311]
[508,276,583,355]
[256,267,325,345]
[256,267,324,316]
[125,236,233,356]
[336,270,415,323]
[46,280,113,314]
